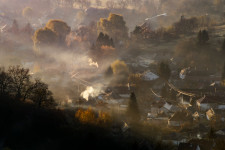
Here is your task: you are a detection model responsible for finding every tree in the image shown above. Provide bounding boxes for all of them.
[221,62,225,85]
[104,66,113,79]
[0,68,11,96]
[95,0,102,7]
[131,26,143,41]
[198,29,209,44]
[60,0,75,8]
[96,32,114,48]
[21,23,34,37]
[129,0,141,8]
[97,13,129,43]
[111,60,129,84]
[7,66,30,100]
[0,66,56,108]
[22,7,34,20]
[127,92,140,121]
[33,27,58,48]
[157,62,171,81]
[10,19,19,34]
[106,0,116,10]
[208,127,215,139]
[117,0,129,9]
[31,80,55,108]
[74,0,91,10]
[161,85,169,98]
[222,39,225,54]
[111,60,129,76]
[45,19,71,44]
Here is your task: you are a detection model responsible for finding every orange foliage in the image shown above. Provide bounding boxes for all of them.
[75,108,112,126]
[97,111,112,125]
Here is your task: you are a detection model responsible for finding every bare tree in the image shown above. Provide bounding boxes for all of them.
[61,0,75,8]
[117,0,129,9]
[8,66,30,99]
[31,80,55,108]
[95,0,102,7]
[106,0,116,10]
[0,67,11,96]
[74,0,91,10]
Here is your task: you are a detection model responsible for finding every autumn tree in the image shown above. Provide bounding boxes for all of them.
[111,60,129,83]
[45,19,71,44]
[33,27,58,48]
[126,92,140,121]
[22,7,34,20]
[97,13,128,44]
[157,62,171,81]
[111,60,129,76]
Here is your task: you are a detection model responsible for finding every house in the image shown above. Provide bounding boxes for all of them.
[160,102,181,114]
[215,129,225,136]
[142,70,159,81]
[188,139,214,150]
[168,111,192,127]
[150,101,165,116]
[196,96,225,111]
[162,132,187,145]
[178,143,200,150]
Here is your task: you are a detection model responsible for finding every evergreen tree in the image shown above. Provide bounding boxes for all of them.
[208,127,215,139]
[221,62,225,84]
[198,29,209,44]
[96,32,114,48]
[157,62,171,81]
[104,66,113,79]
[197,30,202,44]
[10,19,19,34]
[222,39,225,54]
[127,92,140,121]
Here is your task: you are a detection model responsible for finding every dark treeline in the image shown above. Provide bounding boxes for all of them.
[0,66,55,108]
[0,67,175,150]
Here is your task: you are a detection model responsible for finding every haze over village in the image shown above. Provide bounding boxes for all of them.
[1,0,225,150]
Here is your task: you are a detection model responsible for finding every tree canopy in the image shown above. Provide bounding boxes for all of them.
[126,92,140,121]
[97,13,128,43]
[45,19,71,44]
[33,27,58,47]
[157,62,171,81]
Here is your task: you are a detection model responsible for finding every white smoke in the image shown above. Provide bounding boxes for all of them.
[88,58,99,68]
[80,86,101,101]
